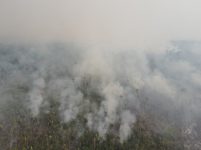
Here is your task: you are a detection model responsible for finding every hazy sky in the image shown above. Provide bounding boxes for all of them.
[0,0,201,50]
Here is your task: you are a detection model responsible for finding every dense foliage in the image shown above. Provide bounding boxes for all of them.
[0,99,185,150]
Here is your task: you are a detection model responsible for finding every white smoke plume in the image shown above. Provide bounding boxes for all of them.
[0,41,201,142]
[29,77,46,117]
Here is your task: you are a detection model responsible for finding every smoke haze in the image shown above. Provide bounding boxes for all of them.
[0,0,201,147]
[0,42,201,143]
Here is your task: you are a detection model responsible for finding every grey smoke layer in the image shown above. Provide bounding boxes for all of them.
[0,41,201,142]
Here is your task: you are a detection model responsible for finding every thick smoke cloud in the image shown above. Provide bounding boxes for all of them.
[0,0,201,145]
[0,42,201,143]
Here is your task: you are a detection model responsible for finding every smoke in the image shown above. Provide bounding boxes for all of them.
[0,41,201,143]
[29,77,46,117]
[0,0,201,144]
